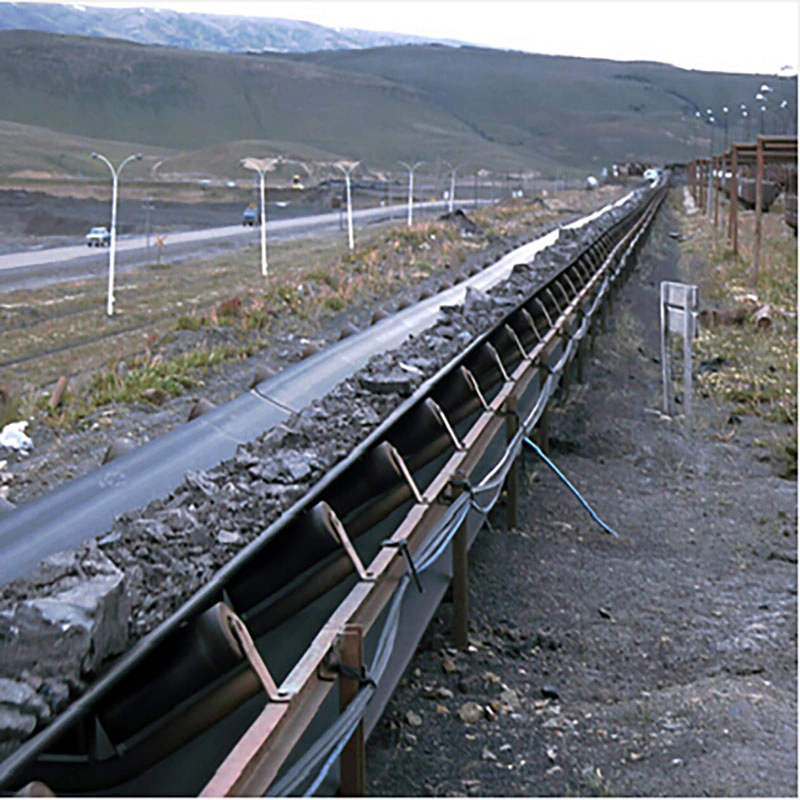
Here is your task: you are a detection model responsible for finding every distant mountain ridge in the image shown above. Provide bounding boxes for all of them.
[0,2,466,52]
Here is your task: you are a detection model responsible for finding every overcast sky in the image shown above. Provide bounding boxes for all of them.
[19,0,800,75]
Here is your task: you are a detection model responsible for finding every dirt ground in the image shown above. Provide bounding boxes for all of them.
[364,198,798,796]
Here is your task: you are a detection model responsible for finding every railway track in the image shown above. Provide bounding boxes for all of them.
[0,176,668,795]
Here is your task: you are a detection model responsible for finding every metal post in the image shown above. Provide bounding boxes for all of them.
[143,198,152,264]
[259,170,267,277]
[723,106,729,152]
[241,157,280,279]
[713,155,720,229]
[399,161,424,227]
[754,136,764,286]
[345,171,354,251]
[730,146,739,253]
[335,162,358,251]
[576,311,586,383]
[536,362,550,455]
[505,395,519,530]
[408,169,414,226]
[339,625,365,797]
[660,284,671,415]
[452,517,468,650]
[683,300,693,429]
[698,161,704,209]
[92,151,141,316]
[108,169,118,315]
[560,331,571,401]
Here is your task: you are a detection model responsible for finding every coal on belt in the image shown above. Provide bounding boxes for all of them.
[0,189,650,762]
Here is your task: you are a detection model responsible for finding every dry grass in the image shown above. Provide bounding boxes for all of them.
[0,185,625,432]
[676,188,797,475]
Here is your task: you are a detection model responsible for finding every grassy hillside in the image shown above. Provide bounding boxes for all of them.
[294,46,796,167]
[0,30,793,180]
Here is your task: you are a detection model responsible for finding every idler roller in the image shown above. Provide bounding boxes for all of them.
[505,311,539,354]
[487,326,525,373]
[324,442,410,522]
[99,603,244,745]
[460,342,507,397]
[385,396,463,463]
[225,499,344,613]
[428,366,484,423]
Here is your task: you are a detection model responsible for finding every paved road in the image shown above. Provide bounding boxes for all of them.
[0,200,468,291]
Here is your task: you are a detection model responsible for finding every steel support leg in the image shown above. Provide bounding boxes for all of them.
[339,625,365,797]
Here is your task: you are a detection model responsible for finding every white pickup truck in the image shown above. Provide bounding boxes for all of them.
[85,226,111,247]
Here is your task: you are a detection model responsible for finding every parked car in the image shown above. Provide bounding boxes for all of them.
[86,226,111,247]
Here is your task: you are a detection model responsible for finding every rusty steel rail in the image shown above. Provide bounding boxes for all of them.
[2,178,668,796]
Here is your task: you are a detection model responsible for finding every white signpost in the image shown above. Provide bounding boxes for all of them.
[660,281,699,426]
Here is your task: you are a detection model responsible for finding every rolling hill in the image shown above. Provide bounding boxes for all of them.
[0,2,465,53]
[0,29,794,181]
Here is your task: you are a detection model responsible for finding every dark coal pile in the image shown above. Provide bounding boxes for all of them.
[0,189,649,758]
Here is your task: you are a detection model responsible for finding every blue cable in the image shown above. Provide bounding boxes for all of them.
[523,436,620,539]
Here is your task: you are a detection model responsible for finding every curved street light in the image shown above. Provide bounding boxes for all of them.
[398,160,425,227]
[91,151,142,316]
[442,160,461,214]
[334,161,359,251]
[241,156,281,278]
[778,98,794,134]
[754,93,770,134]
[739,103,751,142]
[706,111,716,156]
[722,106,729,152]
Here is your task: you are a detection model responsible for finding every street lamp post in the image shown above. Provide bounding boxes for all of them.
[241,156,281,278]
[398,160,424,226]
[706,111,716,156]
[92,151,142,316]
[740,103,751,142]
[443,160,460,214]
[143,197,155,264]
[334,161,359,251]
[722,106,729,152]
[778,99,793,134]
